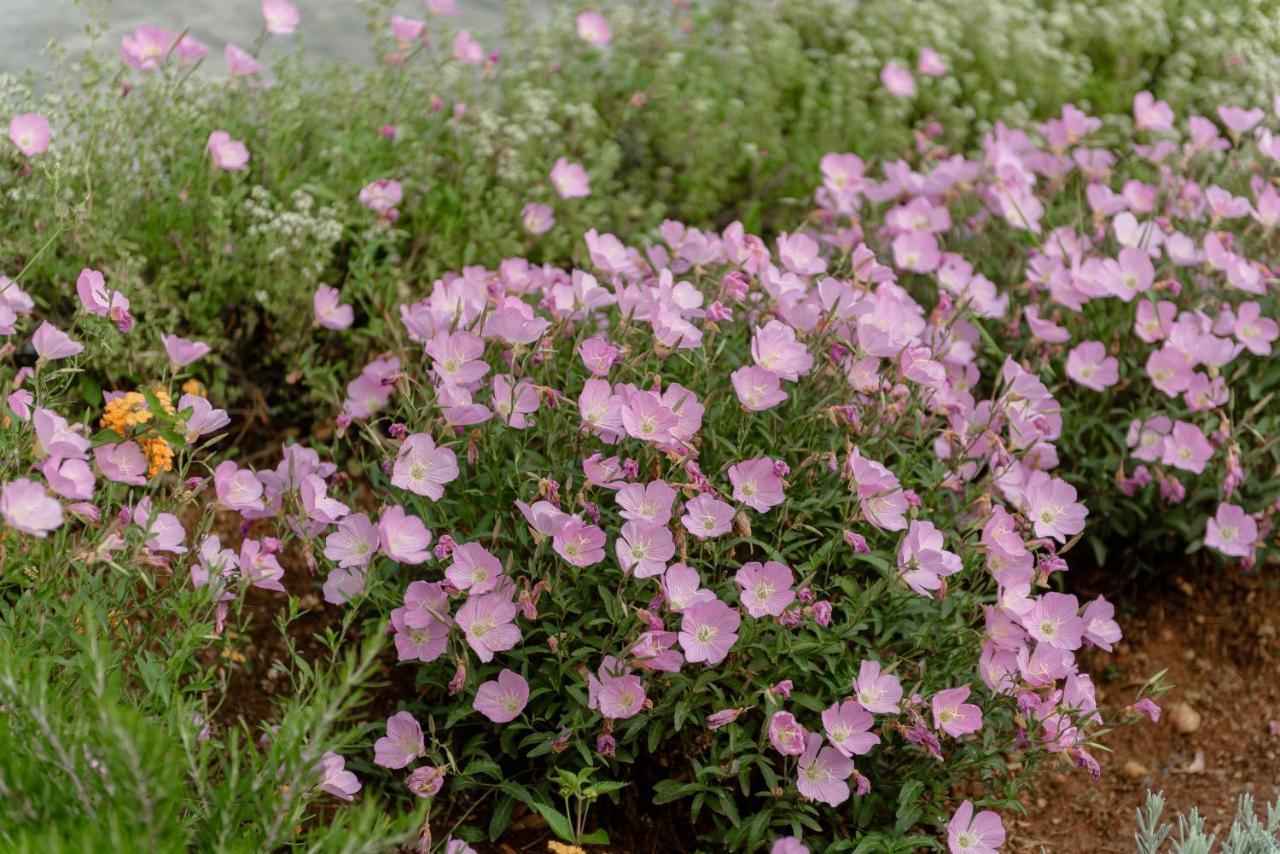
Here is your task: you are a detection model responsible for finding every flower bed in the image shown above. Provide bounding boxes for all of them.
[1,2,1278,852]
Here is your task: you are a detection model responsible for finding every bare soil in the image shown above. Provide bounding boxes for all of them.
[1012,563,1280,852]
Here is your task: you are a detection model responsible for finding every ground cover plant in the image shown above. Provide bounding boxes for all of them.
[1,1,1278,852]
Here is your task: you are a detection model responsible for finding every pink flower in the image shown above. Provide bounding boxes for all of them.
[822,700,880,756]
[751,320,812,381]
[734,561,795,618]
[620,390,677,444]
[300,474,348,524]
[552,515,606,566]
[515,499,570,536]
[391,433,459,500]
[706,708,744,730]
[680,493,735,540]
[1135,300,1176,343]
[577,378,623,440]
[207,130,249,171]
[1023,474,1087,543]
[427,0,459,15]
[1232,302,1279,356]
[857,490,908,534]
[917,47,948,76]
[323,568,366,605]
[550,157,590,199]
[41,456,94,500]
[1,478,62,536]
[1204,502,1258,558]
[163,334,210,367]
[314,752,360,801]
[521,202,555,235]
[853,660,903,714]
[403,581,451,632]
[932,686,983,737]
[615,480,677,525]
[1081,596,1122,650]
[728,457,785,512]
[1161,420,1213,474]
[631,630,683,672]
[455,593,521,662]
[1218,105,1264,134]
[76,268,131,330]
[452,30,485,65]
[897,520,961,596]
[598,673,646,719]
[880,61,915,97]
[359,179,403,214]
[474,668,530,722]
[374,711,425,769]
[391,605,448,663]
[378,505,433,564]
[492,375,539,428]
[91,441,146,486]
[892,230,940,273]
[391,14,426,42]
[1022,592,1083,650]
[324,513,379,567]
[224,43,261,76]
[1065,341,1119,391]
[447,542,503,594]
[213,460,264,513]
[263,0,300,35]
[8,113,50,157]
[731,365,788,411]
[1130,698,1162,723]
[406,765,446,798]
[132,499,187,554]
[32,322,83,360]
[796,732,853,807]
[240,539,284,591]
[616,520,675,578]
[576,11,612,47]
[663,563,714,613]
[175,34,208,64]
[1146,346,1194,396]
[948,800,1005,853]
[426,330,488,389]
[7,390,32,421]
[313,285,353,330]
[679,599,740,665]
[34,408,88,459]
[1133,91,1174,133]
[777,231,827,276]
[769,711,809,755]
[121,27,172,72]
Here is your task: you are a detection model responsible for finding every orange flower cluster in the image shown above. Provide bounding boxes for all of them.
[100,387,178,477]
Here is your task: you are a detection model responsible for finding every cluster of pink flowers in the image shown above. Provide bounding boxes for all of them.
[307,137,1175,844]
[20,11,1277,842]
[0,268,231,544]
[808,92,1279,569]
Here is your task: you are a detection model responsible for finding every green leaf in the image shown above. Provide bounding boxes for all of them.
[895,779,924,833]
[488,794,515,840]
[78,374,102,407]
[529,801,575,843]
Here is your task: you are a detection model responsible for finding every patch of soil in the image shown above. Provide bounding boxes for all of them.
[1013,563,1280,851]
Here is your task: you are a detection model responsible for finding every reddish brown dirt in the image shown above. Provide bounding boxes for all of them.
[1013,564,1280,852]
